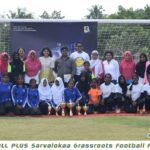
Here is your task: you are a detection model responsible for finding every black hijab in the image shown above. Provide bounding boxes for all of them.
[118,75,127,94]
[136,53,147,78]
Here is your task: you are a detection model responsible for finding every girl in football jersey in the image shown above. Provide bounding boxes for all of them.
[126,74,144,113]
[100,73,115,112]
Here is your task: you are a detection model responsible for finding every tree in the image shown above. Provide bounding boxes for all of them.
[6,8,34,19]
[85,5,105,19]
[40,10,65,19]
[108,5,150,19]
[39,11,50,19]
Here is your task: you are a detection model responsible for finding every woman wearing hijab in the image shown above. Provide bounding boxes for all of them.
[76,72,90,106]
[120,51,136,85]
[38,78,52,115]
[136,53,147,84]
[114,75,128,113]
[25,50,41,85]
[51,77,64,115]
[144,52,150,84]
[90,50,104,84]
[8,52,25,84]
[0,52,9,75]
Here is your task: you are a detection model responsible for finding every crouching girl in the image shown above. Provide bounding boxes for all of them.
[38,78,52,115]
[64,79,82,115]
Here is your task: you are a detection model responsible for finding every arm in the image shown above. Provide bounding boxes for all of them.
[64,89,69,103]
[54,59,58,73]
[11,85,17,106]
[22,87,28,108]
[115,60,120,81]
[71,59,76,76]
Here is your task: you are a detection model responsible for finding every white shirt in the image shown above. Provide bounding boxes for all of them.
[100,82,115,99]
[103,59,120,81]
[143,83,150,96]
[127,83,143,101]
[39,56,55,71]
[115,84,123,94]
[70,51,90,75]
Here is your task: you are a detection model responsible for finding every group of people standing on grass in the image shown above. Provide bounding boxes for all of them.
[0,42,150,116]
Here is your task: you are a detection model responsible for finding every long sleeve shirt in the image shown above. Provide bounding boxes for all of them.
[28,88,39,108]
[11,85,28,107]
[0,82,12,103]
[103,59,120,81]
[64,87,81,103]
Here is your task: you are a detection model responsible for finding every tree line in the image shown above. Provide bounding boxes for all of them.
[0,4,150,19]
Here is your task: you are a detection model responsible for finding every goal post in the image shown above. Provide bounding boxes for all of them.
[0,19,149,61]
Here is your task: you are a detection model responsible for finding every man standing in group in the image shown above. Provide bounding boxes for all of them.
[54,46,76,86]
[70,42,90,82]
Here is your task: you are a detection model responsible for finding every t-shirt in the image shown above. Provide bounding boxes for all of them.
[100,83,115,99]
[143,83,150,96]
[115,84,123,94]
[103,59,120,81]
[88,88,101,104]
[127,83,143,101]
[70,51,90,75]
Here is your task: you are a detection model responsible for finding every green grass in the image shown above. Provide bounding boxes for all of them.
[0,116,150,140]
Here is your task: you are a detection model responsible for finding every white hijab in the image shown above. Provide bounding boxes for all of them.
[38,78,52,101]
[90,50,103,78]
[51,77,64,106]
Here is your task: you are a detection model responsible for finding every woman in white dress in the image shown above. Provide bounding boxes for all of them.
[39,47,55,83]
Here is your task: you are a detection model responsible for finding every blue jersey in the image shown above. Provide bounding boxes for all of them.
[28,88,39,108]
[0,82,12,103]
[11,85,28,107]
[64,87,81,103]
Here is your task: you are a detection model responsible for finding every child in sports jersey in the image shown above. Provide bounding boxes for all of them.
[88,78,101,114]
[143,74,150,112]
[114,75,128,113]
[0,73,13,115]
[11,74,28,115]
[100,73,115,112]
[28,79,40,115]
[64,79,82,115]
[126,74,144,113]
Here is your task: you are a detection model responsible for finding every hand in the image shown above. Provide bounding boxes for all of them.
[101,100,104,105]
[132,101,136,106]
[32,107,37,112]
[16,104,22,109]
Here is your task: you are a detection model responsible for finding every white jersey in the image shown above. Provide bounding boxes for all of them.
[127,83,143,101]
[143,83,150,96]
[100,82,115,99]
[115,84,123,94]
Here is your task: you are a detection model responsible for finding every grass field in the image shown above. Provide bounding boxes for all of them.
[0,115,150,140]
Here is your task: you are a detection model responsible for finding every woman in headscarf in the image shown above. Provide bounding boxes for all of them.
[8,52,25,84]
[136,53,147,84]
[51,77,64,106]
[76,72,90,106]
[25,50,41,85]
[51,77,64,115]
[38,78,52,115]
[144,52,150,84]
[90,50,104,84]
[0,52,9,75]
[120,51,136,85]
